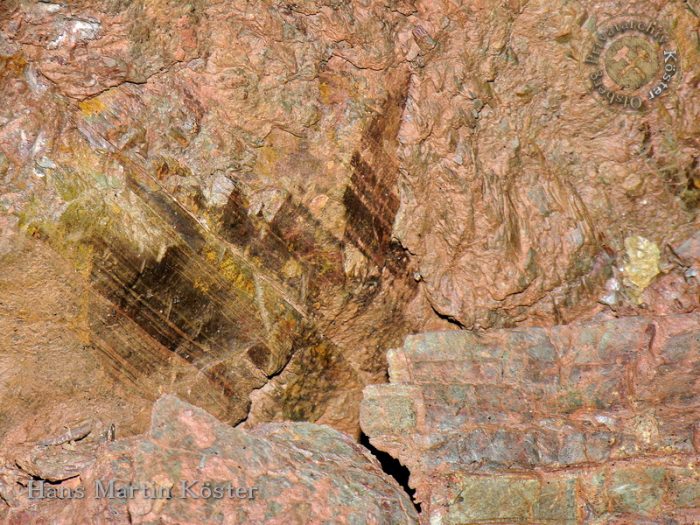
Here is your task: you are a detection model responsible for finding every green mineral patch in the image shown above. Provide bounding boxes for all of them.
[610,467,666,514]
[0,152,8,176]
[670,468,700,508]
[681,178,700,210]
[557,388,584,413]
[93,172,122,190]
[446,476,539,523]
[52,169,91,202]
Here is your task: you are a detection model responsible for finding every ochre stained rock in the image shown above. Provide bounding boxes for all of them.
[0,239,152,455]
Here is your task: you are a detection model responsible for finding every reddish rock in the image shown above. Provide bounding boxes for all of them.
[1,0,699,449]
[3,396,419,525]
[361,314,700,524]
[0,0,420,439]
[0,0,699,521]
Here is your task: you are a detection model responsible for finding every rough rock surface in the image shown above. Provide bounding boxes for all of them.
[361,313,700,524]
[0,0,425,441]
[2,395,419,525]
[393,0,700,329]
[0,237,153,451]
[2,0,699,444]
[1,0,699,521]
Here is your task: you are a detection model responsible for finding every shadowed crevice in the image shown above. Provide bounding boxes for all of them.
[359,432,421,513]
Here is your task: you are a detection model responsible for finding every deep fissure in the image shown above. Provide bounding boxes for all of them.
[359,432,421,513]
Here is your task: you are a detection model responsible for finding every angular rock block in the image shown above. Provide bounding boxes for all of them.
[4,396,419,525]
[430,462,699,525]
[361,314,700,524]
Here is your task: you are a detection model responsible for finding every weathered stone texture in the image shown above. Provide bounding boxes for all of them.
[393,0,700,329]
[361,314,700,524]
[2,396,419,525]
[0,0,422,440]
[1,0,699,520]
[2,0,699,442]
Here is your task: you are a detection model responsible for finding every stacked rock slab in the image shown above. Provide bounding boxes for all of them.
[361,314,700,524]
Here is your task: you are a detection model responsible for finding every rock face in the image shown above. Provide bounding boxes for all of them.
[2,395,419,525]
[0,0,422,440]
[361,314,700,524]
[0,237,155,468]
[1,0,699,521]
[1,0,699,443]
[392,0,699,329]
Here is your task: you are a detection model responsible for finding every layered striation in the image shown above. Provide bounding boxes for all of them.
[361,314,700,524]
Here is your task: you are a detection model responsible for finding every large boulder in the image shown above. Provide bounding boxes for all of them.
[3,395,419,524]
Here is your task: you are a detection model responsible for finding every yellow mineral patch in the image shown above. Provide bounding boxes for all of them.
[71,243,94,344]
[72,242,94,279]
[0,55,27,77]
[623,235,660,298]
[218,253,255,296]
[204,248,219,264]
[319,82,332,105]
[53,170,87,202]
[253,146,279,178]
[78,97,107,117]
[193,276,210,294]
[281,257,303,279]
[260,146,279,166]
